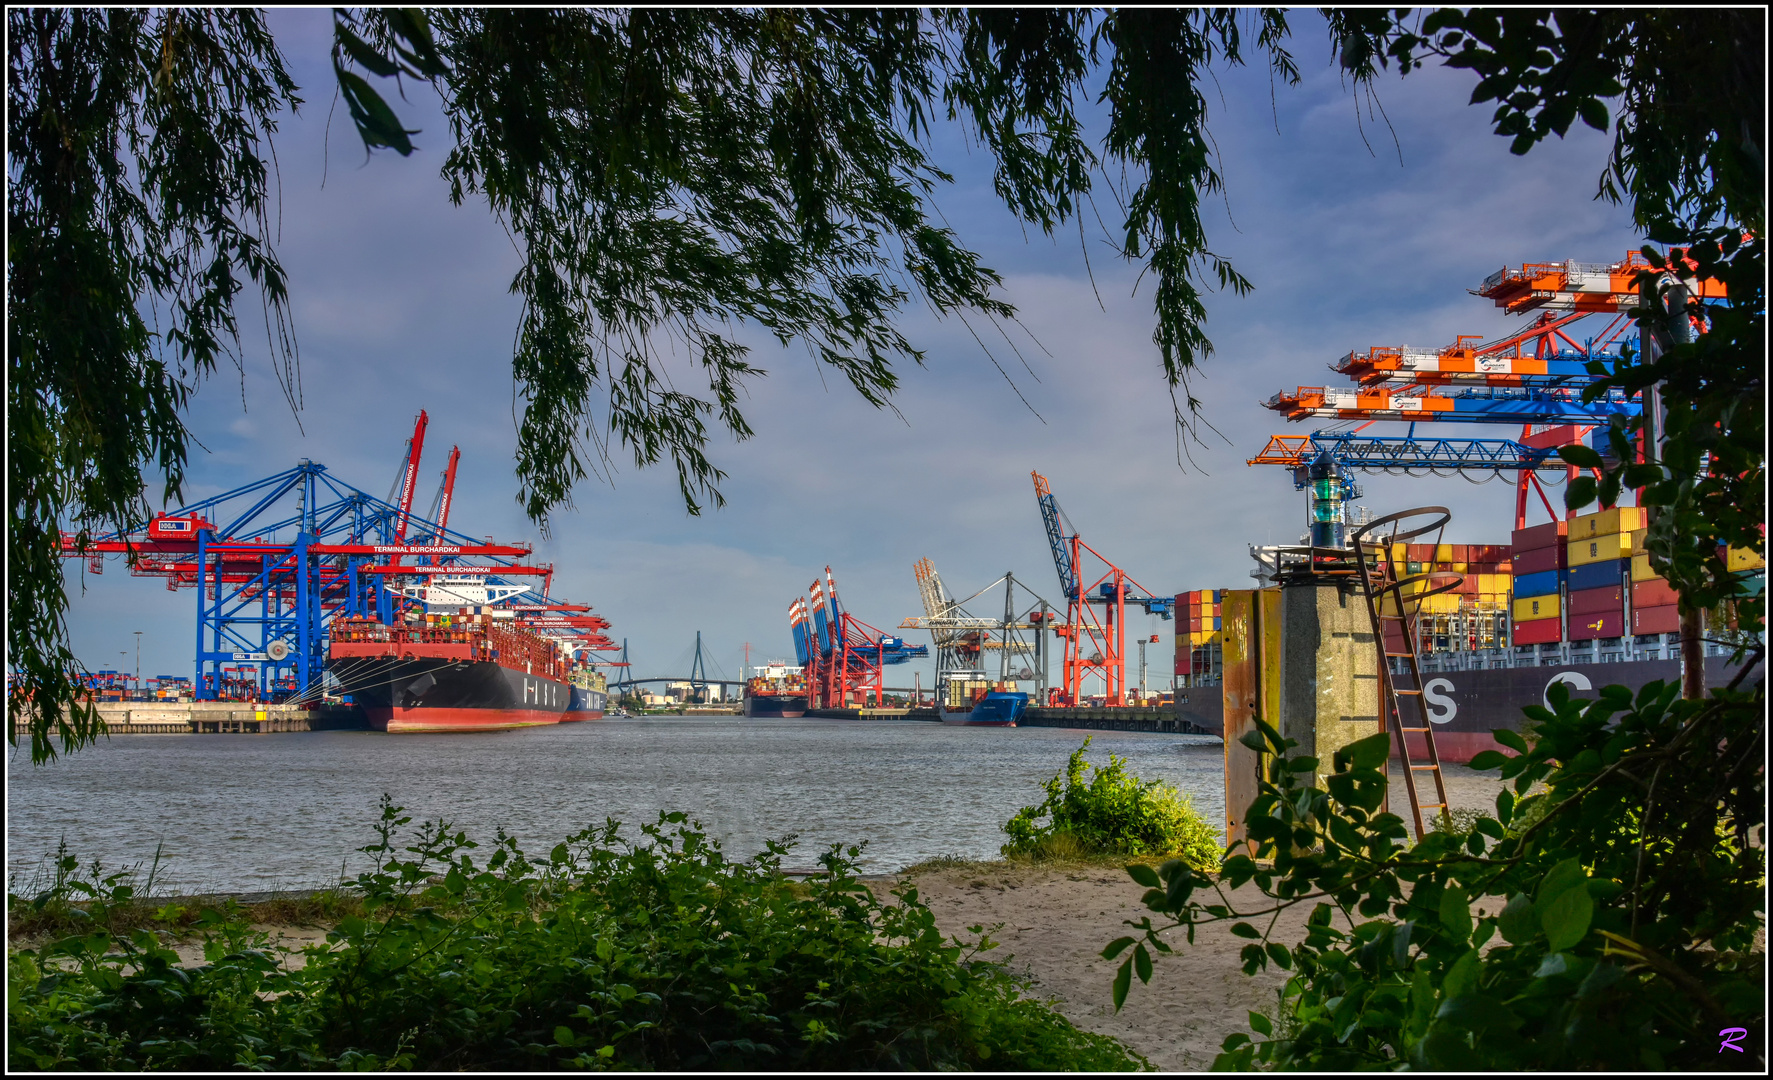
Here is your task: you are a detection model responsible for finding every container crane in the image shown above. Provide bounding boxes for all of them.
[900,560,1049,704]
[799,566,926,709]
[1249,249,1731,533]
[1030,472,1172,707]
[57,414,597,703]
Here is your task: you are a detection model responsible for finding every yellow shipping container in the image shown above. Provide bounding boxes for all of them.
[1392,542,1407,559]
[1421,593,1462,614]
[1570,506,1647,539]
[1568,533,1633,567]
[1513,594,1561,622]
[1631,553,1661,583]
[1450,562,1468,573]
[1435,544,1454,561]
[1728,546,1766,571]
[1629,528,1647,556]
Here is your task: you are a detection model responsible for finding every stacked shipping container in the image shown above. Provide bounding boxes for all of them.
[1510,520,1568,645]
[1175,589,1225,684]
[1563,507,1646,640]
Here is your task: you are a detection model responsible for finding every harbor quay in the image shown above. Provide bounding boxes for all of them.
[12,701,369,737]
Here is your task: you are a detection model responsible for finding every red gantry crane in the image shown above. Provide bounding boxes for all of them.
[1030,472,1172,707]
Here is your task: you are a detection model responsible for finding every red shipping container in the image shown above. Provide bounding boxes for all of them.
[1632,579,1678,609]
[1512,520,1568,553]
[1568,585,1624,616]
[1408,544,1434,562]
[1512,546,1566,575]
[1513,617,1562,645]
[1188,615,1202,631]
[1631,604,1681,635]
[1568,611,1626,640]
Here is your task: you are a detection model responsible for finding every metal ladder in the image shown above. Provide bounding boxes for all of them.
[1351,508,1459,840]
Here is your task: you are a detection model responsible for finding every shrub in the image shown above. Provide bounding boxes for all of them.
[1107,674,1765,1070]
[1002,737,1220,868]
[8,799,1148,1071]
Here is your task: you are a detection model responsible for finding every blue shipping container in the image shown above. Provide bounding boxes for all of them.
[1513,568,1563,598]
[1566,558,1628,593]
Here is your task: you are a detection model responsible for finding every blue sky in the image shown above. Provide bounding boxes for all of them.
[61,11,1643,688]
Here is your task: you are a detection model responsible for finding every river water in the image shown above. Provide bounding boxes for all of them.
[7,719,1226,895]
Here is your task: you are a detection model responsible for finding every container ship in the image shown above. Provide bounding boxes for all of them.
[564,665,609,722]
[330,612,594,732]
[939,686,1027,726]
[1173,509,1764,761]
[742,661,808,718]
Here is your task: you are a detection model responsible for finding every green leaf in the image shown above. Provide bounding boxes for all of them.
[1443,948,1480,999]
[1102,936,1136,960]
[1440,886,1473,941]
[1265,942,1292,970]
[1495,787,1515,825]
[1134,943,1153,984]
[1541,885,1594,951]
[554,1025,575,1047]
[1127,863,1160,888]
[1165,868,1195,908]
[1467,750,1508,770]
[1112,957,1132,1011]
[1491,728,1529,753]
[1239,729,1269,753]
[1565,475,1598,510]
[1343,730,1392,771]
[1230,922,1262,939]
[1535,858,1588,911]
[1558,444,1604,469]
[1576,96,1609,132]
[550,843,570,864]
[1248,1010,1273,1036]
[1435,992,1520,1034]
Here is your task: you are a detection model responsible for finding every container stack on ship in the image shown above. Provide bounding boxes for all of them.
[741,660,809,718]
[330,609,608,732]
[1170,509,1763,762]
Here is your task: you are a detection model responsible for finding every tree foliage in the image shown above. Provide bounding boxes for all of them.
[1105,12,1764,1068]
[1110,678,1763,1069]
[1330,8,1764,637]
[7,9,301,761]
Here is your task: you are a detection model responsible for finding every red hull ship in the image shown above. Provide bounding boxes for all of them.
[330,614,579,732]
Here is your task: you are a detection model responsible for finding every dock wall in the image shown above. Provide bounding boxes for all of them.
[12,702,369,737]
[1020,706,1213,735]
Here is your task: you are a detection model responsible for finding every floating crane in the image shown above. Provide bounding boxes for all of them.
[1031,472,1172,707]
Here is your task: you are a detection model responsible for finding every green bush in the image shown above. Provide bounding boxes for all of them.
[1002,737,1220,867]
[8,799,1147,1071]
[1108,676,1765,1070]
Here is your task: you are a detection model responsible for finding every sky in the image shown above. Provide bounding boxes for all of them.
[60,10,1645,690]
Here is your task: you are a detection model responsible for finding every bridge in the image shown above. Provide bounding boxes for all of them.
[610,676,747,691]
